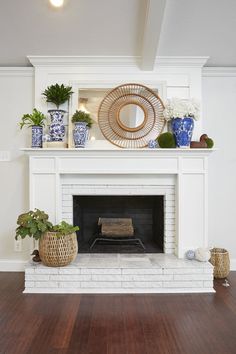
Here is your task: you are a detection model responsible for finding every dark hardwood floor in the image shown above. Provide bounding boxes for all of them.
[0,273,236,354]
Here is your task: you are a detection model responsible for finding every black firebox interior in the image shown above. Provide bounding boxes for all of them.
[73,195,164,253]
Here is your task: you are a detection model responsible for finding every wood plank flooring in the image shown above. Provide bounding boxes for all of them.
[0,272,236,354]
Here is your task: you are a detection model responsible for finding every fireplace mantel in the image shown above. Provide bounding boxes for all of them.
[22,147,214,258]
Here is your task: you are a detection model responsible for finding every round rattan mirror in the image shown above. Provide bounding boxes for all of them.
[98,83,165,148]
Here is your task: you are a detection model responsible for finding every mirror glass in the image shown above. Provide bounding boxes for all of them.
[119,104,145,129]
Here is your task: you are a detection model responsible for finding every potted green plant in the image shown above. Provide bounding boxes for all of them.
[19,109,46,148]
[16,209,79,267]
[42,83,73,142]
[71,110,93,148]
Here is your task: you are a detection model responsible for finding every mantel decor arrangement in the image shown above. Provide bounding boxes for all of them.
[42,83,73,146]
[19,108,46,148]
[71,110,93,148]
[163,98,200,148]
[15,209,79,267]
[98,83,165,148]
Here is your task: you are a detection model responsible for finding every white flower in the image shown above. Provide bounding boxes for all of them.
[163,98,200,121]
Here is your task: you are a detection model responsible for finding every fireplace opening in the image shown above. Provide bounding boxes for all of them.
[73,195,164,253]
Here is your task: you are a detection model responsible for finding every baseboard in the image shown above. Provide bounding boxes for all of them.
[230,259,236,271]
[0,259,27,271]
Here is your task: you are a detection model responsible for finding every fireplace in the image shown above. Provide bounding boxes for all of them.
[73,195,164,253]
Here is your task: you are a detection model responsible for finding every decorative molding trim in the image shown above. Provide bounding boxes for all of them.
[230,258,236,271]
[203,67,236,77]
[0,67,34,77]
[0,259,27,272]
[27,55,209,69]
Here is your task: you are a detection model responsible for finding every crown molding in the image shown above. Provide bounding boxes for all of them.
[0,67,34,77]
[203,67,236,77]
[27,55,209,69]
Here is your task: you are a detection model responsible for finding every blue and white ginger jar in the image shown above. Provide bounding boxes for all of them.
[171,117,194,148]
[73,122,88,148]
[32,126,43,148]
[48,110,66,142]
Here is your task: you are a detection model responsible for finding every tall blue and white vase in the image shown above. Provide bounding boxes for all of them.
[32,126,43,148]
[171,117,194,148]
[73,122,88,148]
[48,110,66,142]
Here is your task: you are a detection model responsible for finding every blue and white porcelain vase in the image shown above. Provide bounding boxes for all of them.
[73,122,88,148]
[32,126,43,148]
[48,110,66,142]
[171,117,194,148]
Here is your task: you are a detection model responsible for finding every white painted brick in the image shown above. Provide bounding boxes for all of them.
[92,274,122,281]
[25,281,34,288]
[164,243,175,249]
[35,281,58,288]
[163,281,203,288]
[26,275,50,281]
[122,268,162,275]
[165,206,175,213]
[204,281,214,288]
[58,268,81,274]
[25,268,35,274]
[165,230,175,237]
[62,201,72,207]
[62,195,72,201]
[59,282,81,288]
[174,274,213,281]
[165,218,175,224]
[122,281,162,288]
[165,236,175,243]
[61,218,72,224]
[81,281,122,288]
[50,274,90,281]
[164,268,203,275]
[165,194,175,201]
[62,206,72,213]
[123,274,173,281]
[35,268,59,274]
[165,224,175,231]
[204,268,213,274]
[166,201,175,207]
[81,268,121,275]
[165,249,174,254]
[62,188,72,194]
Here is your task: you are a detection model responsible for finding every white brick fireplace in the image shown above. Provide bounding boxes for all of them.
[23,147,214,293]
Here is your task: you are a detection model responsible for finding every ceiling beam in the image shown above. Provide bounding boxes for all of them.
[141,0,167,71]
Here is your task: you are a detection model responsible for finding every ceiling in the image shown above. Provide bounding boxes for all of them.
[0,0,236,67]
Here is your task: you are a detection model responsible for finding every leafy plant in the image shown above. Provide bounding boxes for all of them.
[42,83,73,109]
[15,209,53,240]
[52,221,79,237]
[157,132,176,148]
[71,110,93,128]
[19,109,46,129]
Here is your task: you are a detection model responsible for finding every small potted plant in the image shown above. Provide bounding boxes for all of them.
[42,83,73,142]
[71,110,93,148]
[16,209,79,267]
[163,98,200,148]
[19,109,46,148]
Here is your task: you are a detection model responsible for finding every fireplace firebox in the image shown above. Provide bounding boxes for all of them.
[73,195,164,253]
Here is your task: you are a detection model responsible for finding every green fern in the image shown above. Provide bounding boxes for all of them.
[19,109,46,129]
[42,83,73,109]
[71,110,93,128]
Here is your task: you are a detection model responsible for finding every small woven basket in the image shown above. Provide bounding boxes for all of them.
[39,232,78,267]
[210,248,230,278]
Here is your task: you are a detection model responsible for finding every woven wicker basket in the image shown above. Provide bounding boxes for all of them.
[39,232,78,267]
[210,248,230,278]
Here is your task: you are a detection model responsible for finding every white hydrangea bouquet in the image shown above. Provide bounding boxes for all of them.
[163,98,200,121]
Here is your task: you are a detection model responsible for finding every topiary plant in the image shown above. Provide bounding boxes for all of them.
[19,109,46,129]
[205,137,214,148]
[42,83,73,109]
[52,221,79,237]
[157,132,176,148]
[71,110,93,128]
[15,209,53,240]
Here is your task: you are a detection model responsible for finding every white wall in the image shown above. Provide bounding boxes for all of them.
[203,70,236,266]
[0,66,236,269]
[0,69,34,268]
